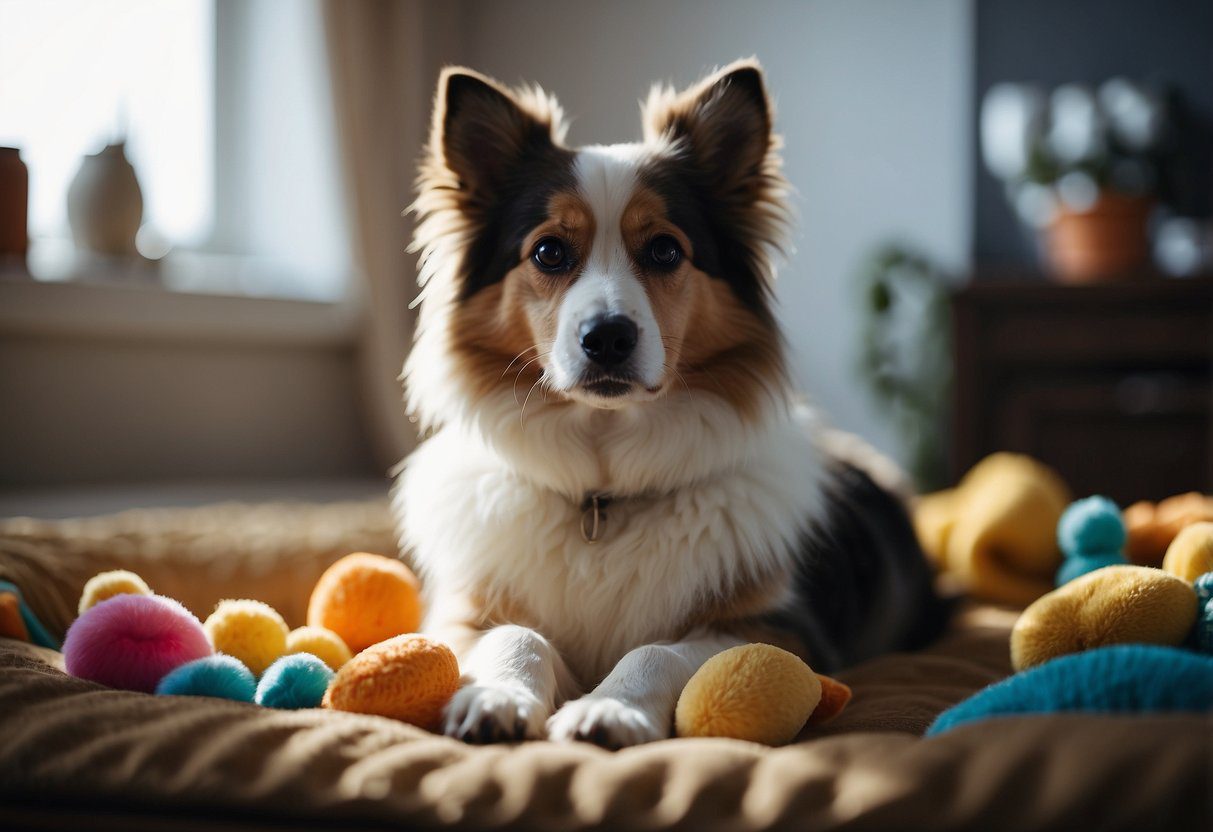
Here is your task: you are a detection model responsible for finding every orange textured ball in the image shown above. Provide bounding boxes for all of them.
[322,634,459,729]
[307,553,422,653]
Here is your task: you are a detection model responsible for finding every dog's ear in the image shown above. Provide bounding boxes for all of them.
[643,60,774,195]
[431,67,565,200]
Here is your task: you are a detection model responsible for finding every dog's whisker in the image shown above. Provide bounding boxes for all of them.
[504,350,551,383]
[501,344,544,379]
[680,362,730,399]
[519,374,545,429]
[662,362,692,395]
[511,353,551,405]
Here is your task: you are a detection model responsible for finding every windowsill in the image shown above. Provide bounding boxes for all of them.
[0,275,362,348]
[22,236,352,301]
[0,236,363,347]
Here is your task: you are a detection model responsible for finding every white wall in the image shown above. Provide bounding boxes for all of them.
[0,281,376,489]
[460,0,972,467]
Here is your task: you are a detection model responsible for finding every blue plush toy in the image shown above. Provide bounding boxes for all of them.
[0,580,60,649]
[1055,496,1128,586]
[927,644,1213,735]
[156,654,257,702]
[255,652,334,709]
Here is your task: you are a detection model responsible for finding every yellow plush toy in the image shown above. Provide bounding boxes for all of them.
[285,625,352,671]
[1160,522,1213,583]
[78,569,152,615]
[1011,565,1198,671]
[675,644,851,745]
[915,453,1071,605]
[204,599,290,676]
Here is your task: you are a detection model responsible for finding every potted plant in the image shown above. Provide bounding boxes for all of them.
[981,78,1169,283]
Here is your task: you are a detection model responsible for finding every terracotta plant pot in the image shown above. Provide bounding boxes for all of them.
[1044,191,1152,283]
[0,147,28,267]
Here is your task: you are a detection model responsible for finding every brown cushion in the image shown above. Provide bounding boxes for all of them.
[1,502,1209,831]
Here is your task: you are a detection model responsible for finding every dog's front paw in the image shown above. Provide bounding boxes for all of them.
[546,696,668,749]
[444,684,548,744]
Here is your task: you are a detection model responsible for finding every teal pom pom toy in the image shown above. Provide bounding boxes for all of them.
[255,652,334,709]
[1057,496,1126,557]
[1192,573,1213,653]
[1055,496,1127,586]
[155,654,256,702]
[1194,572,1213,608]
[927,645,1213,736]
[1195,602,1213,653]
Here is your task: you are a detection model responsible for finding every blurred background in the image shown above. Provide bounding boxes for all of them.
[0,0,1209,517]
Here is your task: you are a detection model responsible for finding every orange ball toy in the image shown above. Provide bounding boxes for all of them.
[307,553,423,653]
[322,634,459,729]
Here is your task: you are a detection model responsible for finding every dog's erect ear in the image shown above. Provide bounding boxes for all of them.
[642,60,774,193]
[432,68,565,198]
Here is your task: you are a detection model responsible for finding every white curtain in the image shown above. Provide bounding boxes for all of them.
[322,0,463,470]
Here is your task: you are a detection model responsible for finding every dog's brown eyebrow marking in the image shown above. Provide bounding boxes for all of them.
[549,190,593,230]
[621,184,694,261]
[520,190,595,258]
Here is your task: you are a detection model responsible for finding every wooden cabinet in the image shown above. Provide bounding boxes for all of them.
[951,277,1213,504]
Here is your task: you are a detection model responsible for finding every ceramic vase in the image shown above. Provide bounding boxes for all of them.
[67,142,143,256]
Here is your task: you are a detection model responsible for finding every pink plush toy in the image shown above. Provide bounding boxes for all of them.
[63,594,212,693]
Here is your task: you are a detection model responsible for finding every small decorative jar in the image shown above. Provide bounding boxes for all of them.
[0,146,29,270]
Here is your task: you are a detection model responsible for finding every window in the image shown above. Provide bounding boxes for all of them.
[0,0,350,301]
[0,0,213,242]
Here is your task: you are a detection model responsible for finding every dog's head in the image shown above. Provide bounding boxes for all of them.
[408,60,790,432]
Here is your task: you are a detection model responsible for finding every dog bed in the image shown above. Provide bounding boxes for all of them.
[1,500,1208,831]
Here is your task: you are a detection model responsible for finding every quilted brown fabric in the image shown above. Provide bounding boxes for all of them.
[0,501,1209,831]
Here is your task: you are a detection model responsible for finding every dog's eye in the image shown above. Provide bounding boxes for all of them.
[532,238,570,272]
[648,235,682,270]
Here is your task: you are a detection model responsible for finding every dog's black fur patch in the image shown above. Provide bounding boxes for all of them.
[459,144,577,298]
[764,462,950,672]
[638,158,776,324]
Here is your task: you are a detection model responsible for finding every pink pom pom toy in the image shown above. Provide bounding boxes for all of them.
[63,594,213,693]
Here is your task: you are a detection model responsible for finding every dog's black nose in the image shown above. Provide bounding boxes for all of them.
[579,315,638,367]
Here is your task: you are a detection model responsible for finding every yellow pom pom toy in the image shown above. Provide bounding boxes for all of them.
[285,625,352,671]
[307,553,422,653]
[323,633,459,729]
[1011,565,1198,671]
[675,644,851,745]
[204,599,289,676]
[1161,522,1213,583]
[78,569,152,615]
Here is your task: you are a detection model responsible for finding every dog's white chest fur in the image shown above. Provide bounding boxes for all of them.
[394,397,828,683]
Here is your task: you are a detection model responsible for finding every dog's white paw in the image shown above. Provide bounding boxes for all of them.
[444,684,548,744]
[546,696,668,749]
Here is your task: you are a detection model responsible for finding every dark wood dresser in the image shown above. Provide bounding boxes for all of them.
[951,276,1213,504]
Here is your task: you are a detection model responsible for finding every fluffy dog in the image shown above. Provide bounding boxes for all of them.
[394,59,944,747]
